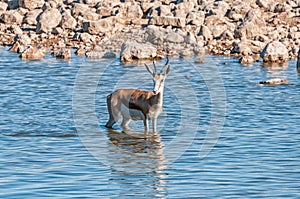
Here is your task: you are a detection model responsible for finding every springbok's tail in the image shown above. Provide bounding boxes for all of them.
[105,93,115,128]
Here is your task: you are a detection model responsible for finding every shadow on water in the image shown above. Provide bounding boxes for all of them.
[8,131,76,138]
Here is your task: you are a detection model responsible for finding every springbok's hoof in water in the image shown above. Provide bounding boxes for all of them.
[258,78,292,86]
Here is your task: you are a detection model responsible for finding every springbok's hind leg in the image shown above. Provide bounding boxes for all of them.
[105,118,116,128]
[105,93,117,128]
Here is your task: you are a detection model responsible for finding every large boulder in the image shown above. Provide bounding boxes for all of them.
[19,0,44,11]
[23,9,42,25]
[120,41,158,62]
[165,31,184,43]
[260,41,288,63]
[36,8,62,33]
[82,19,111,35]
[20,46,45,60]
[60,11,77,30]
[234,9,266,39]
[145,26,166,45]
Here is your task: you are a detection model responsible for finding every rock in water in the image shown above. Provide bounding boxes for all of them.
[120,41,158,62]
[20,46,45,60]
[258,78,291,86]
[260,41,288,63]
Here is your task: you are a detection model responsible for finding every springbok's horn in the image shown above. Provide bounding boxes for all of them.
[165,56,169,66]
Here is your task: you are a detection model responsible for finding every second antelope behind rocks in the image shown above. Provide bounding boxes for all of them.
[105,58,170,133]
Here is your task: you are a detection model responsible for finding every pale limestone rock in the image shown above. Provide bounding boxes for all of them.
[149,16,186,28]
[0,2,8,11]
[71,3,90,17]
[8,25,22,35]
[120,40,157,62]
[14,34,31,46]
[258,78,291,86]
[234,9,266,39]
[9,41,22,53]
[0,11,23,24]
[165,31,184,43]
[83,0,101,6]
[53,49,71,59]
[186,11,205,26]
[260,41,289,63]
[96,7,112,18]
[220,30,234,40]
[36,8,62,33]
[82,19,111,35]
[123,3,143,20]
[199,25,212,41]
[79,32,94,43]
[18,0,44,11]
[232,40,252,55]
[23,9,42,25]
[51,27,63,34]
[81,10,99,21]
[185,32,197,44]
[20,46,45,60]
[86,51,116,59]
[145,26,166,45]
[75,46,86,56]
[60,12,77,30]
[256,0,271,9]
[239,55,254,65]
[157,5,172,16]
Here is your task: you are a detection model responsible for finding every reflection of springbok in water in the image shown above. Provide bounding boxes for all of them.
[105,58,170,133]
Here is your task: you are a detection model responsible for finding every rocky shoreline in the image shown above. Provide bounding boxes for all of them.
[0,0,300,64]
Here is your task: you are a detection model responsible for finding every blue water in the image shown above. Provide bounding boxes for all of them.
[0,46,300,198]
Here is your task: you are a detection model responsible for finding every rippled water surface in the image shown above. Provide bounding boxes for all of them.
[1,47,300,198]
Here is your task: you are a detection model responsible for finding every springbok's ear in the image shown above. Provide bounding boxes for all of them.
[165,64,170,75]
[145,63,155,77]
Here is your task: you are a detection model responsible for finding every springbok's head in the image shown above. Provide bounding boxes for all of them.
[145,58,170,95]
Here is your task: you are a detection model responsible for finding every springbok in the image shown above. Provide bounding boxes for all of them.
[105,58,170,133]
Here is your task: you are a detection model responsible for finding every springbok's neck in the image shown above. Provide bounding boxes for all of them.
[156,88,164,107]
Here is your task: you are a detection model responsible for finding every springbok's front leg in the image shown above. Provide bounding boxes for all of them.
[152,118,157,133]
